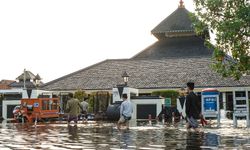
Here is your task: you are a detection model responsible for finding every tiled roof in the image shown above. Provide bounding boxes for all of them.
[9,81,36,89]
[132,36,213,59]
[0,80,15,89]
[151,7,194,38]
[41,2,250,91]
[16,70,36,80]
[10,70,43,89]
[0,85,11,90]
[41,58,250,91]
[0,80,15,85]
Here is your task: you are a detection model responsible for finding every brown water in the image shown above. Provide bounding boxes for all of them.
[0,120,250,150]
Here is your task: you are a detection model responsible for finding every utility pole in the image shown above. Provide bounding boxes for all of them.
[23,68,26,90]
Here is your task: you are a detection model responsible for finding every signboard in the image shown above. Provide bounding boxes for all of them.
[204,97,217,112]
[201,88,220,127]
[33,102,39,108]
[165,98,171,107]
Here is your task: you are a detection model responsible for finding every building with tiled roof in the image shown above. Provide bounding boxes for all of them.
[151,0,194,40]
[0,70,44,120]
[9,70,42,89]
[41,1,250,96]
[42,58,250,92]
[0,80,15,90]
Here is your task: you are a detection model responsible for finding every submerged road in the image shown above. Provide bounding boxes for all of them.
[0,120,249,150]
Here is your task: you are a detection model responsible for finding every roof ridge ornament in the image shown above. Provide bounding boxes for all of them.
[179,0,185,8]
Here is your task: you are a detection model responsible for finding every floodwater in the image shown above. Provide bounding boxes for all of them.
[0,119,250,150]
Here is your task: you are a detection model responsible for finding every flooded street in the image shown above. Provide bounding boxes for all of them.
[0,120,250,150]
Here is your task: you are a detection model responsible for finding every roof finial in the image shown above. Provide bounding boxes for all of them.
[179,0,185,8]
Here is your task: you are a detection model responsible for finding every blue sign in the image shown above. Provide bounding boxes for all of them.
[204,97,217,111]
[33,102,39,108]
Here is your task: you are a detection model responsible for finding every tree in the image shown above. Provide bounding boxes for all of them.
[193,0,250,79]
[74,89,87,102]
[152,90,179,106]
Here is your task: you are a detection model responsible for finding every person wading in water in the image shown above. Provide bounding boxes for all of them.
[117,94,133,130]
[185,82,201,132]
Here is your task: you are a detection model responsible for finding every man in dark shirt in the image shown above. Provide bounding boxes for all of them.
[185,81,200,131]
[157,105,172,123]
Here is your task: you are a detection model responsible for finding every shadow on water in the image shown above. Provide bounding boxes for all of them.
[0,120,250,149]
[68,124,78,140]
[186,132,204,150]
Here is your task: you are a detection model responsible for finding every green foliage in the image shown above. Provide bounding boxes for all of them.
[189,13,210,39]
[151,90,179,106]
[74,89,86,102]
[87,91,110,113]
[96,91,110,112]
[88,93,95,113]
[193,0,250,80]
[0,94,3,101]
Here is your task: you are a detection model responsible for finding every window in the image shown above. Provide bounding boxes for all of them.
[42,100,48,110]
[52,100,58,110]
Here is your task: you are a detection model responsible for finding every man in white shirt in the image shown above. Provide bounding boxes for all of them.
[117,94,133,130]
[81,97,89,122]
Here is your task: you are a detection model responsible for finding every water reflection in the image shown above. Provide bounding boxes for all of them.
[68,124,78,140]
[186,132,203,150]
[0,120,249,149]
[119,130,134,149]
[203,132,220,148]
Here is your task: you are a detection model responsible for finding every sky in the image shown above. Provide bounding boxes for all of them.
[0,0,195,83]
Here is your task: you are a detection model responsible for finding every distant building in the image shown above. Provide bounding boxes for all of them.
[41,1,250,113]
[0,80,15,90]
[9,70,42,89]
[0,70,43,119]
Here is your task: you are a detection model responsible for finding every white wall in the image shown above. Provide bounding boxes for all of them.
[2,100,21,120]
[177,98,186,118]
[112,87,138,103]
[131,98,164,120]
